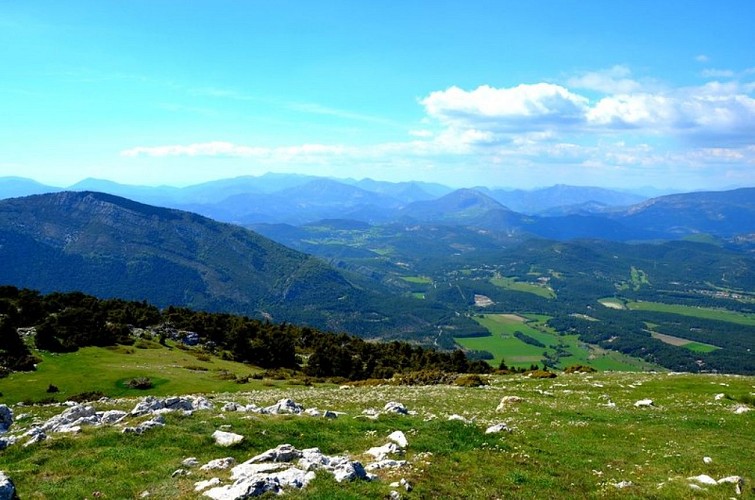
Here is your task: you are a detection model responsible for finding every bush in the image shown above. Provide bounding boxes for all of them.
[69,391,107,403]
[454,374,486,387]
[126,377,153,389]
[564,364,597,374]
[526,369,557,379]
[46,384,60,393]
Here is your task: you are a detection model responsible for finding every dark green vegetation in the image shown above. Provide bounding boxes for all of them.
[1,372,753,498]
[254,220,755,374]
[0,191,480,341]
[1,185,754,375]
[0,287,490,399]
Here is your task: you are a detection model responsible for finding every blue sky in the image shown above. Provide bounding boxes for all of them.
[1,1,754,190]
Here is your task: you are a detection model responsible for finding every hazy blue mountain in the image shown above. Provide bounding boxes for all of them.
[0,177,61,199]
[479,184,646,214]
[616,187,755,238]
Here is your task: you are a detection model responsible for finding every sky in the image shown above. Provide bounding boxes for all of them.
[1,1,754,191]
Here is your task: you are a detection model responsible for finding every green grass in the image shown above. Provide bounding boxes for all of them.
[685,342,722,353]
[400,275,433,284]
[490,276,556,299]
[456,314,657,371]
[0,343,270,405]
[1,372,753,499]
[626,301,755,326]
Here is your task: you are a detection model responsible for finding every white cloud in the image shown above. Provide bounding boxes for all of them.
[567,65,642,94]
[421,83,589,130]
[695,54,710,63]
[701,68,735,78]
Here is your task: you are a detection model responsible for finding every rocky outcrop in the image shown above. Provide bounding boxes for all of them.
[203,444,373,499]
[130,396,213,416]
[0,406,12,433]
[0,472,17,500]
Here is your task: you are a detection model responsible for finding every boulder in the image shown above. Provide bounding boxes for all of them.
[365,459,407,471]
[388,430,408,448]
[204,467,315,500]
[634,399,654,408]
[0,406,12,433]
[201,457,236,471]
[99,410,128,425]
[122,415,165,434]
[496,396,523,411]
[264,399,304,415]
[383,402,408,415]
[212,430,244,447]
[182,457,200,468]
[485,423,511,434]
[688,474,717,486]
[194,477,221,492]
[42,404,97,433]
[447,414,472,424]
[246,444,302,464]
[0,471,16,500]
[365,442,402,461]
[0,437,17,450]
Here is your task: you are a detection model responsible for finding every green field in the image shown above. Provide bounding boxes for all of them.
[627,301,755,326]
[490,276,556,299]
[455,314,657,371]
[0,343,274,405]
[400,275,433,284]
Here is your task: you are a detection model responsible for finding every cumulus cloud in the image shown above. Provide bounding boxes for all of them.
[421,83,589,131]
[567,65,642,94]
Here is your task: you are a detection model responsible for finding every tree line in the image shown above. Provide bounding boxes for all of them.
[0,286,491,380]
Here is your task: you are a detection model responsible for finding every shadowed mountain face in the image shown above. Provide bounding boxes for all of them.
[0,191,439,336]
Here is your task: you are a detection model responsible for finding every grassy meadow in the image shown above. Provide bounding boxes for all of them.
[1,369,753,499]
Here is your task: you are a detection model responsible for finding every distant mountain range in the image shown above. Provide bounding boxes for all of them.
[0,191,472,339]
[2,175,753,244]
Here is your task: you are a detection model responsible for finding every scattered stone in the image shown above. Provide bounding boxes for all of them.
[401,478,413,492]
[0,471,16,500]
[23,428,47,446]
[714,393,725,400]
[182,457,200,468]
[304,408,321,417]
[388,430,408,448]
[733,405,751,414]
[0,437,17,450]
[365,442,402,461]
[99,410,128,425]
[365,459,407,471]
[0,406,12,433]
[247,444,303,465]
[496,396,523,411]
[122,415,165,434]
[702,456,712,464]
[718,476,744,495]
[171,469,189,478]
[447,414,472,424]
[130,396,213,417]
[323,410,338,419]
[194,478,221,492]
[204,467,315,499]
[264,398,304,415]
[633,399,654,408]
[389,490,401,500]
[212,430,244,447]
[384,402,409,415]
[688,474,717,486]
[485,423,511,434]
[201,457,236,471]
[222,402,242,412]
[613,480,633,489]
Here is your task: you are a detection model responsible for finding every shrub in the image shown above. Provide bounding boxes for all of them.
[69,391,106,403]
[394,370,459,386]
[126,377,153,389]
[46,384,60,393]
[527,369,557,379]
[454,374,486,387]
[564,364,597,374]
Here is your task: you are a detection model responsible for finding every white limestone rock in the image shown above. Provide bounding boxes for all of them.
[388,430,408,448]
[688,474,717,485]
[0,471,17,500]
[634,399,654,408]
[383,402,409,415]
[485,423,511,434]
[201,457,237,471]
[496,396,523,411]
[212,430,244,447]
